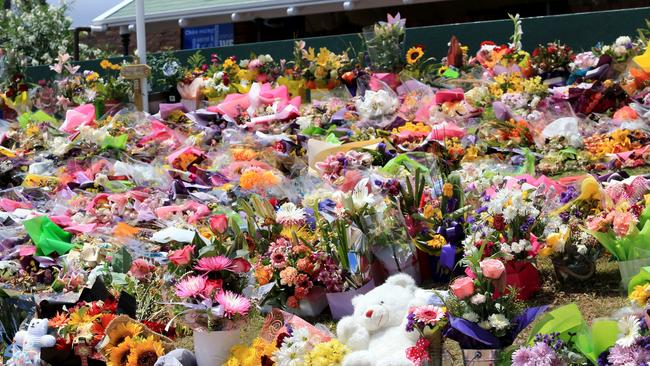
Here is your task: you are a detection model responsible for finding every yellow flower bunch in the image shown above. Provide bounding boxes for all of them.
[540,227,570,257]
[426,234,447,249]
[392,122,432,135]
[100,59,121,71]
[85,72,100,83]
[522,76,547,96]
[630,284,650,307]
[489,72,527,98]
[224,337,277,366]
[304,339,349,366]
[223,58,241,74]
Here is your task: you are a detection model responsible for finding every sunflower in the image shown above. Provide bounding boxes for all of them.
[108,322,143,348]
[126,336,165,366]
[406,46,424,65]
[107,336,134,366]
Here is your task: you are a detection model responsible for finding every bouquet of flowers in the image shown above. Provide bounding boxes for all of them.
[541,183,602,281]
[585,176,650,262]
[598,315,650,366]
[512,332,590,365]
[404,304,448,366]
[295,42,349,89]
[530,41,575,78]
[363,13,406,72]
[442,245,546,349]
[167,231,252,331]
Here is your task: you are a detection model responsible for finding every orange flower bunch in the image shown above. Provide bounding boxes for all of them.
[239,167,281,191]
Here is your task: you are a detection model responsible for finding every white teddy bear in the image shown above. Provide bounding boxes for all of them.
[336,273,431,366]
[8,318,56,365]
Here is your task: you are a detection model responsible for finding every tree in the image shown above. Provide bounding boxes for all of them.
[0,0,73,75]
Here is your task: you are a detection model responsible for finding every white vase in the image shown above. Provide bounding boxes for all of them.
[193,329,241,366]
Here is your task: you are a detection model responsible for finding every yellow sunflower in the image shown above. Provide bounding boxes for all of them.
[126,336,165,366]
[108,322,143,348]
[406,47,424,65]
[107,336,134,366]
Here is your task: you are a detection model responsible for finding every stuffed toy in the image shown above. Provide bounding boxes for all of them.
[7,318,56,366]
[336,273,431,366]
[154,349,197,366]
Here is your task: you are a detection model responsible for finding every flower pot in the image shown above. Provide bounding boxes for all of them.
[426,331,444,366]
[286,286,328,317]
[619,257,650,288]
[193,329,241,366]
[551,257,596,283]
[326,280,376,320]
[461,349,500,366]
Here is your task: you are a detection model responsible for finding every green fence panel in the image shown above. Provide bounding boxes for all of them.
[25,6,650,89]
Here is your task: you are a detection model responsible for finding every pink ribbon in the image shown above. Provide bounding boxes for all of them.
[60,104,96,134]
[0,198,32,212]
[208,83,301,124]
[155,200,210,224]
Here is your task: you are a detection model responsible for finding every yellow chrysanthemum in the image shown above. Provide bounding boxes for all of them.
[305,339,349,366]
[100,60,112,70]
[126,336,165,366]
[406,46,424,65]
[630,284,650,307]
[108,322,143,348]
[426,234,447,249]
[67,310,98,328]
[107,336,134,366]
[442,183,454,198]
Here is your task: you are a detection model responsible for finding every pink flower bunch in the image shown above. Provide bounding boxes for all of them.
[315,150,371,183]
[587,208,640,238]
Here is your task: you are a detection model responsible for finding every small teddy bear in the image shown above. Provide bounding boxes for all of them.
[8,318,56,365]
[336,273,431,366]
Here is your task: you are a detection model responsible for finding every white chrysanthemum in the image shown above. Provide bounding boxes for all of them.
[577,245,588,255]
[615,36,632,47]
[275,202,306,226]
[471,294,486,305]
[616,316,641,347]
[488,313,510,331]
[462,312,480,322]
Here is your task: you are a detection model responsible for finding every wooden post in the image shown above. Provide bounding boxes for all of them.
[120,64,151,112]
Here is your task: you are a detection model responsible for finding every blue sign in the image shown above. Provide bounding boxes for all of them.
[182,24,234,49]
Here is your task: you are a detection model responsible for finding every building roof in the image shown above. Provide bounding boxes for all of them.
[93,0,438,26]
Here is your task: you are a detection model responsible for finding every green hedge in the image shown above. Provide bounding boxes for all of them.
[25,6,650,91]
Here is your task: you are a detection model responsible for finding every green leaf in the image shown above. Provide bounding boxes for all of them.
[111,246,133,274]
[111,272,127,286]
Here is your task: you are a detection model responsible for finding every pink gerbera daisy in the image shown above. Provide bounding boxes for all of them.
[413,305,446,325]
[215,290,251,318]
[194,256,234,272]
[175,275,207,298]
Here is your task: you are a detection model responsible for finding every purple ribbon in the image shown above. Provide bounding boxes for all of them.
[437,220,463,269]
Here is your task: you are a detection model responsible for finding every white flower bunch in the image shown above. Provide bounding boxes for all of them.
[355,89,399,121]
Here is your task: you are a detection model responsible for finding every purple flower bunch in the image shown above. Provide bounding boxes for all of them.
[315,254,345,292]
[599,336,650,366]
[512,333,574,366]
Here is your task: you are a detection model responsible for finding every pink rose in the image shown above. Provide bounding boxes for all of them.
[613,211,637,237]
[586,216,607,232]
[450,276,475,299]
[168,245,195,266]
[129,258,155,279]
[209,214,228,234]
[479,258,505,279]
